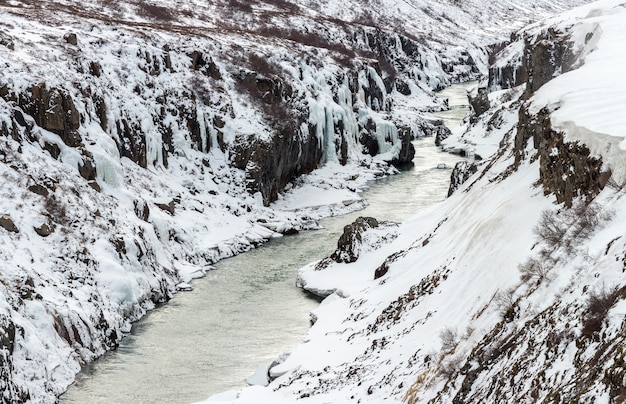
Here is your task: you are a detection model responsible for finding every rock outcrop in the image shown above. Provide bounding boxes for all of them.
[468,87,490,118]
[331,217,380,263]
[448,161,478,196]
[0,0,593,401]
[19,84,82,147]
[515,105,611,207]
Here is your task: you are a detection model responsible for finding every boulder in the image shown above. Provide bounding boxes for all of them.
[28,184,49,197]
[34,222,56,237]
[331,217,379,263]
[63,32,78,46]
[0,215,18,233]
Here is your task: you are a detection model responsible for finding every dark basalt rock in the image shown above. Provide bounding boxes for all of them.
[434,125,453,147]
[189,51,221,79]
[34,222,56,237]
[0,314,28,402]
[523,29,577,97]
[64,32,78,46]
[233,120,323,206]
[359,119,415,165]
[155,200,176,215]
[78,154,97,181]
[468,87,490,118]
[43,141,61,160]
[391,132,415,166]
[19,84,82,147]
[0,215,18,233]
[134,199,151,222]
[359,118,379,157]
[331,216,379,263]
[415,118,451,146]
[115,118,147,168]
[515,106,611,207]
[448,161,478,196]
[489,28,577,95]
[28,184,49,197]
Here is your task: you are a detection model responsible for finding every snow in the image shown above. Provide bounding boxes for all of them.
[529,1,626,181]
[0,0,604,402]
[200,1,626,403]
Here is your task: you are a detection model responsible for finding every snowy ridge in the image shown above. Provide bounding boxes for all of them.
[0,0,593,402]
[206,1,626,403]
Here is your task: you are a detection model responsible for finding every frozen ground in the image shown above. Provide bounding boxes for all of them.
[204,1,626,402]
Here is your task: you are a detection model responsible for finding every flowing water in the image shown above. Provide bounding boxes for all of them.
[61,82,473,403]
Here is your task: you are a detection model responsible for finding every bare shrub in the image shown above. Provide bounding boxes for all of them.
[45,195,69,225]
[404,370,430,404]
[439,327,458,353]
[247,53,276,78]
[353,10,378,27]
[228,0,253,13]
[581,285,624,338]
[137,3,176,22]
[534,209,567,248]
[534,202,611,258]
[494,287,518,321]
[606,175,626,191]
[519,258,551,284]
[570,201,611,241]
[439,353,463,378]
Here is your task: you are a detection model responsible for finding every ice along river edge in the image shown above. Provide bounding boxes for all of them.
[60,81,474,404]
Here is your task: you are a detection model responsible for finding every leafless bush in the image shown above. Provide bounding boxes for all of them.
[570,201,611,241]
[519,258,551,284]
[439,327,458,353]
[45,195,69,225]
[606,175,626,191]
[494,287,518,321]
[263,0,300,12]
[353,10,378,27]
[534,209,567,248]
[228,0,253,13]
[439,353,463,378]
[247,53,276,78]
[534,202,612,257]
[581,285,624,338]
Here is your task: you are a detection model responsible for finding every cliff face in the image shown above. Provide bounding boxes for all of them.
[0,0,595,402]
[218,2,626,403]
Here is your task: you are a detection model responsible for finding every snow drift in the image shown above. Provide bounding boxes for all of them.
[206,1,626,403]
[0,0,594,402]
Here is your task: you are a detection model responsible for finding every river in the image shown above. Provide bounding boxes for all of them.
[60,82,473,403]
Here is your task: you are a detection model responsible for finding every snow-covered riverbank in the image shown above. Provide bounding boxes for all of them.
[0,0,595,402]
[61,132,467,403]
[204,1,626,402]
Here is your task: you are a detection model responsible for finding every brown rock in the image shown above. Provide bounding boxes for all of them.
[28,184,49,197]
[34,222,55,237]
[0,215,18,233]
[64,32,78,46]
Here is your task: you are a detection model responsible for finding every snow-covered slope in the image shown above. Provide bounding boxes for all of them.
[206,1,626,402]
[0,0,593,402]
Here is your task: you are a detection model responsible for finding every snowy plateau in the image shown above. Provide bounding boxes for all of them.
[0,0,622,403]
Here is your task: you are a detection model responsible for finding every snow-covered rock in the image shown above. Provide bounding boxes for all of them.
[204,1,626,403]
[0,0,596,402]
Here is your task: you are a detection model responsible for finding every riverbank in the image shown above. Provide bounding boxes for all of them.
[61,81,474,403]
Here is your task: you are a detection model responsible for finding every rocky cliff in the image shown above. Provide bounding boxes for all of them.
[214,1,626,403]
[0,0,594,402]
